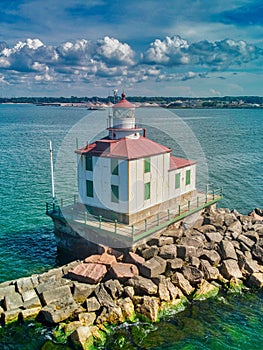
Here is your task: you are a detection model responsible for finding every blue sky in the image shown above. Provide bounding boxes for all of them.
[0,0,262,97]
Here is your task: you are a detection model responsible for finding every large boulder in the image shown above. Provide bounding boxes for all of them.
[104,279,123,300]
[159,244,177,259]
[171,272,194,296]
[247,273,263,288]
[200,260,220,280]
[127,276,158,295]
[182,266,203,285]
[220,259,243,280]
[193,280,219,301]
[252,245,263,263]
[109,263,139,281]
[200,249,221,266]
[219,240,238,260]
[84,253,117,267]
[72,282,98,303]
[140,256,166,278]
[69,263,107,284]
[134,296,160,322]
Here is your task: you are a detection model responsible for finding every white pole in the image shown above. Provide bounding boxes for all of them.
[49,140,55,205]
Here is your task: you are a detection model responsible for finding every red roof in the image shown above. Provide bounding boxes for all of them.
[76,136,171,160]
[113,93,135,109]
[169,155,196,170]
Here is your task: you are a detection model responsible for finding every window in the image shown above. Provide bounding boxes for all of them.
[186,169,191,186]
[86,180,93,197]
[111,158,119,175]
[175,173,181,189]
[144,182,151,200]
[111,185,119,203]
[86,156,93,171]
[144,157,151,173]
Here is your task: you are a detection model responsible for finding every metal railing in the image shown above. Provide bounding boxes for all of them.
[46,188,222,243]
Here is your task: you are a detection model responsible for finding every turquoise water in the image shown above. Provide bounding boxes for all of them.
[0,105,262,348]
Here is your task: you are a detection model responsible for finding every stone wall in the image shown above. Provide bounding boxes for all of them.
[0,206,263,349]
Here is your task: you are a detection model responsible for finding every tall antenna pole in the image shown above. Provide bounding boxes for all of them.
[49,141,55,208]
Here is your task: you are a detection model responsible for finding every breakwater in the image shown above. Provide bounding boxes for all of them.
[1,207,263,349]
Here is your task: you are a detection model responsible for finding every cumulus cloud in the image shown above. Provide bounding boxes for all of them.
[0,34,262,93]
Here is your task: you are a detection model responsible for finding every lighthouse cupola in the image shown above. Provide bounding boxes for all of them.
[108,93,141,140]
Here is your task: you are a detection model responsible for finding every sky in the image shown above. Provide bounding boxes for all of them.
[0,0,262,97]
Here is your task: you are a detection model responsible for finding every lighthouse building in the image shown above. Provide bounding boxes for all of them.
[76,93,196,225]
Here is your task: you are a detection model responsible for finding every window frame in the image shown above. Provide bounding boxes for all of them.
[144,157,151,173]
[175,173,181,189]
[111,158,119,175]
[185,169,191,186]
[86,180,94,197]
[111,184,119,203]
[86,155,93,171]
[144,182,151,200]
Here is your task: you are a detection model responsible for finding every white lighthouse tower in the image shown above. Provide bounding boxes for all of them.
[76,93,197,225]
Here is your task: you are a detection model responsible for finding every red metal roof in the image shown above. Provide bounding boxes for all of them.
[113,93,135,109]
[76,136,171,160]
[169,155,196,170]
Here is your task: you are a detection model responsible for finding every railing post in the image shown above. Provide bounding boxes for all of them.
[84,211,87,224]
[178,204,181,215]
[46,202,49,214]
[213,190,215,200]
[167,209,170,221]
[71,207,73,220]
[157,213,160,226]
[145,219,147,231]
[114,219,117,234]
[188,200,190,211]
[61,198,64,207]
[99,215,102,229]
[197,197,199,208]
[74,194,77,204]
[205,193,208,203]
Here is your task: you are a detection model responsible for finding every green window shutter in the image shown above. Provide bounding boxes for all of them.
[144,157,151,173]
[144,182,151,200]
[86,180,93,197]
[86,156,93,171]
[111,158,119,175]
[111,185,119,203]
[186,169,191,185]
[175,173,181,189]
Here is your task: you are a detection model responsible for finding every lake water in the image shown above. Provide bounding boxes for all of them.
[0,104,262,349]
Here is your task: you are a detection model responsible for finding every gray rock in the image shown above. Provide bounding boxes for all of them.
[224,213,238,227]
[141,246,159,260]
[177,245,202,259]
[21,289,42,309]
[220,259,243,280]
[220,240,238,260]
[40,300,79,324]
[78,312,96,326]
[158,236,174,247]
[104,279,123,299]
[117,297,135,321]
[238,235,255,249]
[16,276,37,294]
[38,268,63,284]
[70,326,92,349]
[200,249,221,266]
[228,220,242,235]
[20,307,42,321]
[205,231,223,244]
[200,260,220,280]
[166,258,184,271]
[123,286,135,299]
[238,257,260,275]
[252,245,263,263]
[128,276,158,295]
[189,256,200,268]
[135,296,160,322]
[4,291,23,311]
[35,281,61,295]
[72,282,98,303]
[2,309,21,324]
[247,273,263,288]
[171,272,194,296]
[196,224,217,234]
[40,285,73,306]
[85,297,101,312]
[159,244,177,259]
[140,256,166,278]
[179,236,204,249]
[182,266,203,285]
[94,284,114,307]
